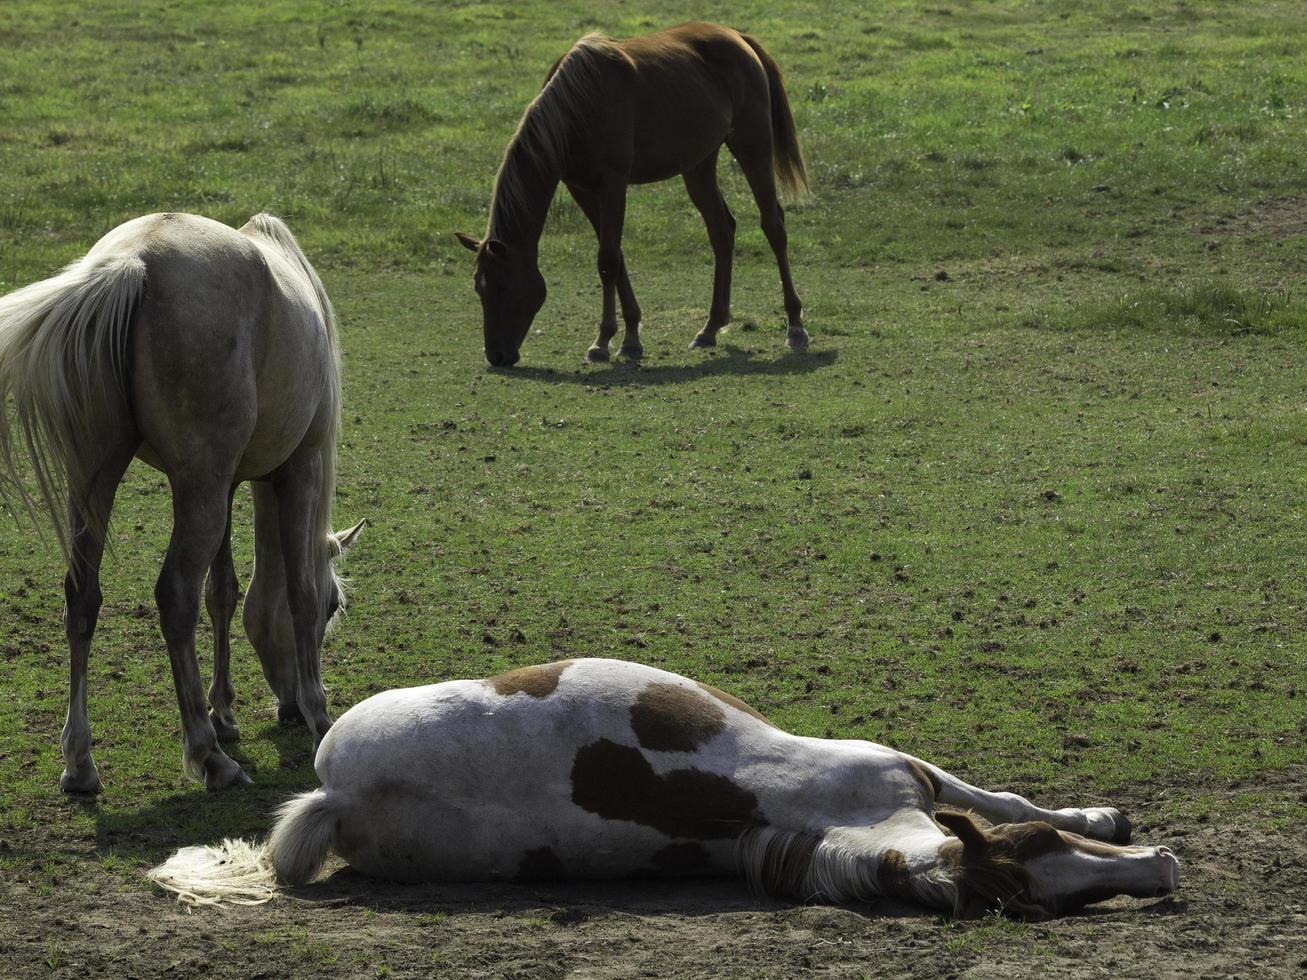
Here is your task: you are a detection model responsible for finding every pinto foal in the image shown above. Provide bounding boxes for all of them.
[151,659,1178,917]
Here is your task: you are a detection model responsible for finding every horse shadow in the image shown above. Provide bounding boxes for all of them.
[500,344,838,387]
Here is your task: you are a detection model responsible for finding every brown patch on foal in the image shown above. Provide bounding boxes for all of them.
[631,683,726,752]
[876,848,914,900]
[486,660,574,698]
[570,738,759,839]
[652,842,712,873]
[515,846,567,882]
[905,759,940,806]
[696,683,776,727]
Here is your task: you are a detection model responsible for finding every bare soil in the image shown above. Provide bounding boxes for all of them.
[1,779,1304,979]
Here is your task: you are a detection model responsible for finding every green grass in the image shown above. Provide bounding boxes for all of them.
[0,0,1305,867]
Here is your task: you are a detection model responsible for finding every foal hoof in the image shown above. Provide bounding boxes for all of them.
[688,332,717,350]
[59,768,103,796]
[277,702,306,727]
[210,711,240,743]
[585,346,610,363]
[786,326,810,351]
[616,344,644,360]
[1080,806,1132,844]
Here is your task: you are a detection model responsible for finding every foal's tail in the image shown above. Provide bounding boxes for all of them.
[0,249,146,557]
[147,789,339,906]
[740,33,809,199]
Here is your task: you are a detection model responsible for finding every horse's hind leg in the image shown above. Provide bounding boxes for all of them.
[157,478,250,789]
[682,150,737,350]
[727,129,808,350]
[205,486,240,742]
[566,182,643,361]
[60,441,136,794]
[912,756,1132,844]
[271,450,333,744]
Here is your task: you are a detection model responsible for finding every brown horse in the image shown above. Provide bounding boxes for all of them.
[456,22,809,367]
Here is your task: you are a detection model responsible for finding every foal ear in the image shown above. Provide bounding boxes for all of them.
[455,232,481,253]
[330,517,367,558]
[936,811,990,853]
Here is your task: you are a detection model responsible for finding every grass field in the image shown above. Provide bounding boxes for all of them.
[1,1,1305,976]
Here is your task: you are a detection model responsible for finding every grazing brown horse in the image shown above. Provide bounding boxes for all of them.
[456,22,810,366]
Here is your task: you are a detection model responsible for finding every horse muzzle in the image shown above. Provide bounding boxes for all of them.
[485,347,520,367]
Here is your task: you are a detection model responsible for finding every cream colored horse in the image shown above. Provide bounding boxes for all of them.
[0,212,362,791]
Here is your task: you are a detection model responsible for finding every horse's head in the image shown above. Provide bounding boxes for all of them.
[936,811,1179,919]
[456,232,546,367]
[243,515,366,724]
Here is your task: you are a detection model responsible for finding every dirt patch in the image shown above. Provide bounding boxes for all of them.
[1,785,1304,979]
[1209,196,1307,242]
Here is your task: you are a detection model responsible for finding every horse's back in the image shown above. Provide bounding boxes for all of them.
[120,213,333,479]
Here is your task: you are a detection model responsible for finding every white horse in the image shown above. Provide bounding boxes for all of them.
[0,212,363,792]
[150,659,1179,917]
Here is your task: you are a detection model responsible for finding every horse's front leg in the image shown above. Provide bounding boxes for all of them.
[204,487,240,742]
[911,755,1132,844]
[584,182,636,363]
[683,151,736,350]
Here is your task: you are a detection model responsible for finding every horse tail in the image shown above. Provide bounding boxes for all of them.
[147,788,339,905]
[242,213,343,622]
[265,788,339,886]
[0,249,146,559]
[740,33,808,199]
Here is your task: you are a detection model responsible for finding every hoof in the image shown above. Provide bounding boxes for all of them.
[1108,808,1133,845]
[1076,806,1132,843]
[688,333,717,350]
[60,768,103,796]
[616,344,644,360]
[786,326,810,351]
[210,711,240,743]
[585,346,610,363]
[277,702,306,727]
[204,754,252,791]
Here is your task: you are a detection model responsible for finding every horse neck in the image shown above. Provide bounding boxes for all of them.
[488,135,560,249]
[816,814,958,911]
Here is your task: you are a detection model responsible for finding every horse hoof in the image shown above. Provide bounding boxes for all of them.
[585,346,610,363]
[688,333,716,350]
[786,327,810,351]
[616,345,644,360]
[60,768,103,795]
[204,756,252,791]
[210,712,240,743]
[277,702,306,727]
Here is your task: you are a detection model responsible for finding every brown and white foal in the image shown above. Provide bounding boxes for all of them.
[151,659,1178,917]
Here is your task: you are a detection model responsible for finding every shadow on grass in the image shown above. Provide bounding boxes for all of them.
[499,344,838,387]
[85,723,318,863]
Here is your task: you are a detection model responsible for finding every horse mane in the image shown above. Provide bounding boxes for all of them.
[489,34,627,235]
[242,213,345,617]
[736,827,959,910]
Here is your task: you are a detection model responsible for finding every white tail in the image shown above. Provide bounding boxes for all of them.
[149,788,339,906]
[146,838,278,907]
[0,251,146,556]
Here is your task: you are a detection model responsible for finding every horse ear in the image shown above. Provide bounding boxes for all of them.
[455,232,481,253]
[936,811,990,853]
[332,517,367,558]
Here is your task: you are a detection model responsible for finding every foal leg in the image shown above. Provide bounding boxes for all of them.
[157,478,250,789]
[683,150,737,350]
[271,450,333,745]
[566,183,644,360]
[911,756,1133,844]
[60,441,135,794]
[728,134,808,350]
[205,486,240,742]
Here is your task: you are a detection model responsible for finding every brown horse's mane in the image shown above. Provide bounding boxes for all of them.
[489,34,626,235]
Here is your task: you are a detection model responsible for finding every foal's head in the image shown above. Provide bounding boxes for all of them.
[936,811,1179,919]
[455,233,546,367]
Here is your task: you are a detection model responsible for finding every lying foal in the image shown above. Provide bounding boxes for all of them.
[150,659,1178,917]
